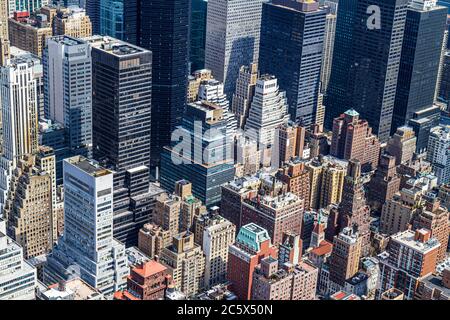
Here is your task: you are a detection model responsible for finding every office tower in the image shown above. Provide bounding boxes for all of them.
[260,0,326,125]
[44,156,129,297]
[378,229,440,300]
[278,160,310,210]
[413,195,449,263]
[220,177,261,230]
[8,0,50,15]
[85,0,100,34]
[438,51,450,103]
[135,0,189,168]
[392,0,447,133]
[190,0,208,72]
[205,0,262,97]
[333,160,371,256]
[427,126,450,184]
[320,2,337,95]
[99,0,125,40]
[380,188,422,235]
[159,232,206,297]
[198,78,238,137]
[244,75,289,147]
[329,227,362,290]
[325,0,408,143]
[187,69,213,102]
[86,36,157,246]
[53,6,92,38]
[367,155,401,211]
[227,223,277,300]
[0,55,38,210]
[8,12,52,57]
[306,156,346,210]
[242,192,304,247]
[3,149,55,259]
[408,105,441,154]
[43,36,92,164]
[160,102,235,208]
[386,126,417,165]
[415,267,450,300]
[0,219,37,300]
[234,137,260,178]
[201,213,236,288]
[252,257,318,300]
[278,232,302,267]
[232,63,258,129]
[114,261,168,300]
[330,109,380,171]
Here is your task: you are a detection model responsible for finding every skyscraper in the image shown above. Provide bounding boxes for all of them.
[260,0,326,126]
[0,56,39,210]
[138,0,190,168]
[99,0,125,40]
[320,1,337,95]
[205,0,262,97]
[85,0,101,34]
[160,101,235,208]
[325,0,409,142]
[427,126,450,184]
[0,219,37,300]
[86,35,158,246]
[232,63,258,129]
[190,0,208,72]
[227,223,277,300]
[43,36,92,159]
[44,156,129,297]
[392,0,447,133]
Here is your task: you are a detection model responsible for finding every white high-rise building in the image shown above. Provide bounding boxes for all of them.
[44,156,129,297]
[244,75,289,147]
[427,126,450,184]
[0,219,37,300]
[205,0,262,96]
[198,79,238,137]
[0,57,38,211]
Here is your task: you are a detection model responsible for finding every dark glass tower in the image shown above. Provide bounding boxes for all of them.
[259,0,326,126]
[325,0,409,142]
[392,1,447,134]
[190,0,208,72]
[135,0,190,169]
[88,36,160,246]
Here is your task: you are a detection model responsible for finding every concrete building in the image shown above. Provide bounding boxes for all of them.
[0,55,39,210]
[427,126,450,184]
[43,35,92,158]
[114,260,168,300]
[227,223,277,300]
[378,229,440,300]
[0,219,37,300]
[367,154,401,211]
[244,75,289,148]
[380,188,423,235]
[251,258,318,300]
[201,213,236,288]
[232,63,258,129]
[159,232,206,298]
[386,126,417,165]
[330,109,380,171]
[241,192,304,246]
[44,156,129,297]
[328,227,362,291]
[205,0,262,96]
[53,6,92,38]
[3,148,56,259]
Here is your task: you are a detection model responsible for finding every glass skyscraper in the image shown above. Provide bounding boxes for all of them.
[99,0,125,40]
[325,0,409,143]
[190,0,208,72]
[259,0,326,126]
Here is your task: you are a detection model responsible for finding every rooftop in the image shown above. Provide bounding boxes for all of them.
[236,223,271,252]
[66,156,112,177]
[391,229,440,254]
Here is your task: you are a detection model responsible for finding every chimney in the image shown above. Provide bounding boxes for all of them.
[414,228,431,243]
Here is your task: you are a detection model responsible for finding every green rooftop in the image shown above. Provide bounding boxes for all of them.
[236,223,271,252]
